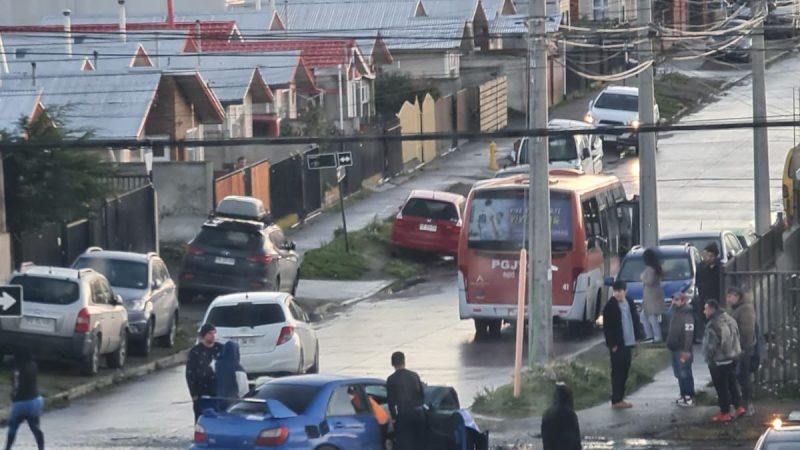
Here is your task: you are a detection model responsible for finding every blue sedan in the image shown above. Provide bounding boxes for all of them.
[190,374,488,450]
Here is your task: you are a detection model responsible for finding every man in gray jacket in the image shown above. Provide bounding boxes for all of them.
[703,300,744,422]
[726,287,756,416]
[667,292,695,407]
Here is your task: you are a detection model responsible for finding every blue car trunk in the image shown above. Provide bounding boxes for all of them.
[199,414,285,449]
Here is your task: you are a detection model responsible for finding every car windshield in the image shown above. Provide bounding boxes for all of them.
[402,198,459,222]
[195,227,263,250]
[617,254,694,282]
[763,443,800,450]
[467,189,573,252]
[10,276,79,305]
[594,92,638,111]
[660,237,720,254]
[73,258,148,289]
[518,136,577,164]
[228,383,321,416]
[207,303,285,328]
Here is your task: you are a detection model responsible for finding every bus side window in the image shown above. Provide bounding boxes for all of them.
[582,197,603,248]
[600,190,620,255]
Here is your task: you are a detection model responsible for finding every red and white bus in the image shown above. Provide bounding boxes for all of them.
[457,169,639,337]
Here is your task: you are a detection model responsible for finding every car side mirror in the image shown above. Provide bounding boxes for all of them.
[282,241,296,251]
[588,99,594,108]
[582,148,591,159]
[111,294,123,306]
[604,276,615,287]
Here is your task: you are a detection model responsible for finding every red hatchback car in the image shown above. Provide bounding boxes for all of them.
[390,190,466,256]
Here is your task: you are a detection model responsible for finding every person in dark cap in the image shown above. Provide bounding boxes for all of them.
[541,382,581,450]
[5,347,44,450]
[386,351,426,450]
[186,323,223,423]
[695,242,722,343]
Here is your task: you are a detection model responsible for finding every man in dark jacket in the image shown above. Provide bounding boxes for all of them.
[602,280,644,409]
[667,292,696,407]
[5,347,44,450]
[186,323,223,423]
[726,286,756,416]
[695,242,722,342]
[386,351,426,450]
[541,382,581,450]
[703,300,743,422]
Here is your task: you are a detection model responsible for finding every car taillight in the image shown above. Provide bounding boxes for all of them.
[247,254,273,265]
[255,426,289,447]
[276,326,294,346]
[193,424,207,443]
[185,245,204,256]
[74,308,91,333]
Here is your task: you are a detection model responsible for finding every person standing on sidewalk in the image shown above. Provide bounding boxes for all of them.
[386,351,426,450]
[703,300,744,422]
[186,323,224,423]
[602,280,644,409]
[5,347,44,450]
[541,382,582,450]
[726,286,757,416]
[695,243,722,343]
[666,292,696,407]
[640,248,665,343]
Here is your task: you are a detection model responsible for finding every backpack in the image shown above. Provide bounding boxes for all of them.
[750,322,766,373]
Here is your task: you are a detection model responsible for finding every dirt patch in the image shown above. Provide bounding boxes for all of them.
[656,73,725,123]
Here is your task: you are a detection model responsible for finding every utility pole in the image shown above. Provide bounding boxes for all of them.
[752,0,770,234]
[527,0,552,367]
[637,0,658,247]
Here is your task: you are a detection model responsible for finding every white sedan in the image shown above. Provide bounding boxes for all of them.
[201,292,319,376]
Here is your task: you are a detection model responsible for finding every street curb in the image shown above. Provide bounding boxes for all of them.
[340,279,398,307]
[0,348,189,426]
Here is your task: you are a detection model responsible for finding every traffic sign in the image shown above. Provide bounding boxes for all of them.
[337,151,353,167]
[307,153,338,170]
[0,286,22,317]
[337,166,346,182]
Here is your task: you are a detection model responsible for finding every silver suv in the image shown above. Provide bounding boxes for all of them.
[0,266,129,375]
[72,248,179,357]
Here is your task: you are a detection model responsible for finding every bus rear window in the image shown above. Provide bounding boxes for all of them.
[467,189,573,251]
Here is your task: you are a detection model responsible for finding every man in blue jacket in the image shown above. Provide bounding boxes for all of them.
[602,280,644,409]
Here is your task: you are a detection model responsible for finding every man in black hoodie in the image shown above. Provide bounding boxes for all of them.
[695,243,722,342]
[186,323,223,423]
[541,382,582,450]
[5,347,44,450]
[602,280,644,409]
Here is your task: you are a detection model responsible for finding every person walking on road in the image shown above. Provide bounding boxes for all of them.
[640,248,666,343]
[5,347,44,450]
[666,292,696,407]
[602,280,644,409]
[386,351,426,450]
[703,300,744,422]
[186,323,224,423]
[726,287,757,416]
[695,243,722,343]
[215,340,249,410]
[541,382,582,450]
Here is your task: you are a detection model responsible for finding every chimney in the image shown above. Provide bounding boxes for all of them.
[31,62,37,86]
[118,0,127,42]
[93,50,99,70]
[194,20,202,53]
[63,9,73,57]
[166,0,175,28]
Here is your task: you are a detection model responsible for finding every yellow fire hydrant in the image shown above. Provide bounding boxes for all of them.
[488,141,498,171]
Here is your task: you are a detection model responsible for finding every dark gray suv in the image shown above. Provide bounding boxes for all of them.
[178,218,300,302]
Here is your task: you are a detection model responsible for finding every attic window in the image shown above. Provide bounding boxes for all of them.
[414,0,427,17]
[269,13,285,31]
[15,48,28,59]
[131,46,153,67]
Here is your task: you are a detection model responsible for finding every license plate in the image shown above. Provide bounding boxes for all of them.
[419,223,437,232]
[604,135,617,142]
[235,337,256,346]
[21,316,55,333]
[215,257,235,266]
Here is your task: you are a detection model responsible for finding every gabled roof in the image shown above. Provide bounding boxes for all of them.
[160,54,274,104]
[203,39,368,72]
[0,89,42,133]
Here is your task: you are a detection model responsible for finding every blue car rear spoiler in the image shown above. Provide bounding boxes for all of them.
[199,396,298,419]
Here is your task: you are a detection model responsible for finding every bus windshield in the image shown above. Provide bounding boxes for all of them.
[467,189,573,251]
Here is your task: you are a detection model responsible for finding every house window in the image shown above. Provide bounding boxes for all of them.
[446,52,460,77]
[228,104,245,138]
[347,80,358,118]
[593,0,608,20]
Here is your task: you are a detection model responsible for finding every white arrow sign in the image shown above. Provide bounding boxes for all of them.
[0,291,16,311]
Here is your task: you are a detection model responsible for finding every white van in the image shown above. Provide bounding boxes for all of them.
[509,119,604,174]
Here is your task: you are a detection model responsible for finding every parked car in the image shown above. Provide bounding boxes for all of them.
[583,86,660,155]
[200,292,318,376]
[755,411,800,449]
[390,190,466,257]
[508,119,604,174]
[72,248,179,356]
[660,230,745,264]
[708,19,752,62]
[179,214,300,302]
[191,374,489,450]
[0,266,128,375]
[733,228,758,249]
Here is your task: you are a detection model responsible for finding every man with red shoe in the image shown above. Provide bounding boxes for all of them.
[702,299,745,422]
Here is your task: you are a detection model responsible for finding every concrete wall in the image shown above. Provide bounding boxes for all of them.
[0,0,225,25]
[118,162,214,244]
[385,52,453,80]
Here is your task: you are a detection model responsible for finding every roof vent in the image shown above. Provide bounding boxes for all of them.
[15,48,28,59]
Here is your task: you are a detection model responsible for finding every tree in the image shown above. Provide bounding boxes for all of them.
[2,112,112,234]
[374,72,440,120]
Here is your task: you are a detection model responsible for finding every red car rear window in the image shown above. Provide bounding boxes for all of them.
[402,199,459,222]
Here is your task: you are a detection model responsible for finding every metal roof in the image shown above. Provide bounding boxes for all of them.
[489,14,526,34]
[161,54,273,103]
[0,89,40,133]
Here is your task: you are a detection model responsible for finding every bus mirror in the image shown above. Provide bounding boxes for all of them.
[604,276,615,286]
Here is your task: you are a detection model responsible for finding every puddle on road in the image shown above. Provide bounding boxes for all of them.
[497,437,749,450]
